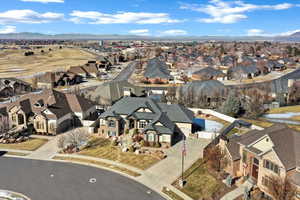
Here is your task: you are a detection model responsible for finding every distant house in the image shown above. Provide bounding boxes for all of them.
[37,72,84,89]
[219,124,300,199]
[0,78,32,99]
[227,65,260,80]
[0,89,97,135]
[81,80,145,108]
[192,67,226,81]
[97,97,194,146]
[143,57,174,84]
[177,80,227,108]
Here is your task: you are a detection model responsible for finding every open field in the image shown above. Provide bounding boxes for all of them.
[78,137,160,170]
[0,138,48,151]
[0,47,97,78]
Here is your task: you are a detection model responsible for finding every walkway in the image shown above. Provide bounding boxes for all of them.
[220,180,253,200]
[26,135,59,160]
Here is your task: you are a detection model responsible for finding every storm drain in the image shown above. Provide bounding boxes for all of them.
[89,178,97,183]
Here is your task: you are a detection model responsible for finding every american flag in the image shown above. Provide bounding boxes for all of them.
[182,139,187,157]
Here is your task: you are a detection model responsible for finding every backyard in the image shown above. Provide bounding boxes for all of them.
[173,159,232,200]
[0,138,48,151]
[78,137,160,170]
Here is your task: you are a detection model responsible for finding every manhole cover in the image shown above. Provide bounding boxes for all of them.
[89,178,97,183]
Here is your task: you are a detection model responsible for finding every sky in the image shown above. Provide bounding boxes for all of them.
[0,0,300,36]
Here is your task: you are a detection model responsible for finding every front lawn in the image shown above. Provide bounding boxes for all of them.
[78,137,160,170]
[240,118,273,128]
[0,138,48,151]
[173,159,232,200]
[267,105,300,114]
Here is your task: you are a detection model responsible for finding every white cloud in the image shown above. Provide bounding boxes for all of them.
[247,29,267,36]
[70,11,182,24]
[0,26,16,34]
[180,0,293,24]
[159,29,188,36]
[0,10,64,24]
[279,29,300,36]
[129,29,150,36]
[20,0,64,3]
[246,29,300,37]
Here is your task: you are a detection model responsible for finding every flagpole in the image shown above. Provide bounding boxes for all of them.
[180,136,186,188]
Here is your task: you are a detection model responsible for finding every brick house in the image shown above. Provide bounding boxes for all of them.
[219,124,300,199]
[97,97,194,146]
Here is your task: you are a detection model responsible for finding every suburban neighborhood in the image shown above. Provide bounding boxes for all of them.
[1,0,300,200]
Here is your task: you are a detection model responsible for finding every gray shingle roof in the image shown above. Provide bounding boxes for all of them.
[144,57,173,79]
[100,97,193,135]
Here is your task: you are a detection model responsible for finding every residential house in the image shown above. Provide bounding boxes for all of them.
[227,65,260,80]
[97,97,194,146]
[177,80,228,108]
[0,89,97,135]
[0,78,32,98]
[192,67,227,81]
[143,57,174,84]
[219,124,300,199]
[81,80,146,108]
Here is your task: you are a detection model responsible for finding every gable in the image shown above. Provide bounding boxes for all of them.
[137,107,153,113]
[251,135,274,153]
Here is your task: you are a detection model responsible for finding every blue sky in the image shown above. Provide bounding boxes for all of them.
[0,0,299,36]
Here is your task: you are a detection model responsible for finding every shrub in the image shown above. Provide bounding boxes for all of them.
[154,142,161,148]
[128,146,135,153]
[124,129,129,135]
[111,140,118,146]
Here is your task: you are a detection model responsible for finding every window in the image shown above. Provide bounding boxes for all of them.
[49,123,56,131]
[108,120,116,128]
[12,115,17,123]
[139,121,147,129]
[36,122,44,129]
[148,134,154,142]
[253,158,259,165]
[262,176,273,188]
[263,160,280,174]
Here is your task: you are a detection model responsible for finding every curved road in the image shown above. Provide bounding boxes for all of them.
[0,157,165,200]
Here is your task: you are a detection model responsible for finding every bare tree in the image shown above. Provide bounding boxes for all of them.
[65,129,89,148]
[0,116,9,134]
[57,135,66,149]
[266,176,296,200]
[205,146,227,172]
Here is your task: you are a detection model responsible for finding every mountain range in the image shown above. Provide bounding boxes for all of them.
[0,32,300,41]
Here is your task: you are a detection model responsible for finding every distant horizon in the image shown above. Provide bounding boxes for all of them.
[0,0,300,38]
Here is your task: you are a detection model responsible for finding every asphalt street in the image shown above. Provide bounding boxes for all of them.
[113,62,137,81]
[0,157,165,200]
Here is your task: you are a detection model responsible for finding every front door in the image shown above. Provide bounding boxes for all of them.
[252,158,259,180]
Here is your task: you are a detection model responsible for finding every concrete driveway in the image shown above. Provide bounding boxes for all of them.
[0,157,165,200]
[137,138,210,191]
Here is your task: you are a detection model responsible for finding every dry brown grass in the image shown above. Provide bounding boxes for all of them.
[53,156,141,177]
[0,47,96,78]
[0,138,48,151]
[78,137,160,170]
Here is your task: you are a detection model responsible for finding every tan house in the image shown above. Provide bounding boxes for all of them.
[0,89,97,135]
[219,124,300,199]
[98,97,194,146]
